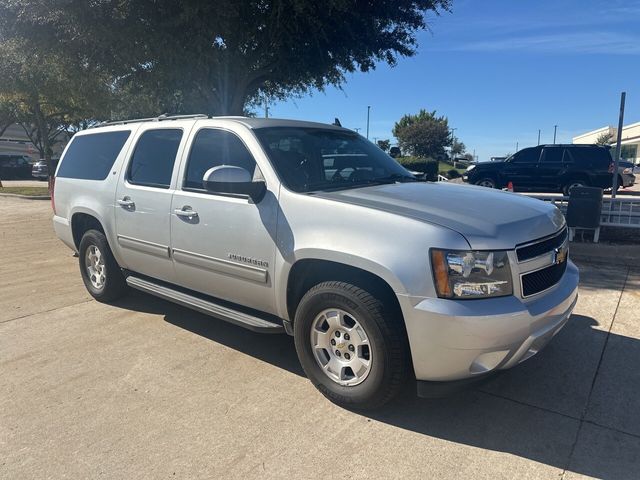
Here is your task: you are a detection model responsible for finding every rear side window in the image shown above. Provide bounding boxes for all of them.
[127,129,183,189]
[183,129,257,190]
[57,131,131,180]
[566,147,611,170]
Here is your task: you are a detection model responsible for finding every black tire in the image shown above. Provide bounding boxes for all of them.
[475,177,496,189]
[78,229,127,302]
[293,281,409,410]
[562,179,588,196]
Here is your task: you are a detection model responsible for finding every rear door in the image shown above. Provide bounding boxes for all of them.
[501,147,542,190]
[537,146,565,192]
[114,124,192,282]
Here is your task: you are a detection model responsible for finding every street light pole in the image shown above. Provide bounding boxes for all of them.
[612,92,627,199]
[537,129,541,146]
[366,106,371,139]
[553,125,558,144]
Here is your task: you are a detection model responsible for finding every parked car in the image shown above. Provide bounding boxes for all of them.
[463,144,614,195]
[31,158,60,180]
[617,160,636,188]
[52,115,578,409]
[0,153,33,180]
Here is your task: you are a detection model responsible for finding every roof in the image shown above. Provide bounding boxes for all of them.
[93,114,346,132]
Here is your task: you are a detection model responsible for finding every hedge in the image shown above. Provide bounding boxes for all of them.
[396,156,438,181]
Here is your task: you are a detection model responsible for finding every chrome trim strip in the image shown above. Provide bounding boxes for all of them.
[117,235,170,258]
[516,227,568,264]
[171,248,268,284]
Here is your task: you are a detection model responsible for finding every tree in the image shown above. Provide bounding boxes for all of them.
[0,38,112,184]
[451,137,466,158]
[1,0,451,116]
[377,139,391,152]
[596,132,614,146]
[392,109,452,159]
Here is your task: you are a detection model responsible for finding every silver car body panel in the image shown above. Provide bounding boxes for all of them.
[52,117,579,383]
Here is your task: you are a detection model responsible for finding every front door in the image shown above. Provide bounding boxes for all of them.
[170,126,278,315]
[501,147,542,191]
[114,126,188,282]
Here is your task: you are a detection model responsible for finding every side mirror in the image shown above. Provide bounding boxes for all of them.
[202,165,266,202]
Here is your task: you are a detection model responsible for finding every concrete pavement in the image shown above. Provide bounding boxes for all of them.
[1,196,639,479]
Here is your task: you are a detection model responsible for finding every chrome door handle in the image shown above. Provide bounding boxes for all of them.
[117,197,135,208]
[174,207,198,219]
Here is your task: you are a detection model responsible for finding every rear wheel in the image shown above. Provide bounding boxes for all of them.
[293,281,409,410]
[79,229,127,302]
[475,177,496,189]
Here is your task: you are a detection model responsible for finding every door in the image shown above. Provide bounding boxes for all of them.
[170,127,278,315]
[114,127,187,282]
[537,147,565,192]
[502,147,542,191]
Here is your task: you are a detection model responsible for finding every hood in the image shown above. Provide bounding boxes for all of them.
[315,182,565,250]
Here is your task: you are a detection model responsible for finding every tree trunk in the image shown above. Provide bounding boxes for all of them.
[33,102,54,192]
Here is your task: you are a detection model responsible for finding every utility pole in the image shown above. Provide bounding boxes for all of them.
[516,141,519,152]
[537,129,541,146]
[612,92,626,198]
[264,95,269,118]
[553,125,558,144]
[366,106,371,139]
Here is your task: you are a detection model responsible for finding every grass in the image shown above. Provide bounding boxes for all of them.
[438,161,465,175]
[0,186,50,196]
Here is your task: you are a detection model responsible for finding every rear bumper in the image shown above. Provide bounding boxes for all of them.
[399,261,579,382]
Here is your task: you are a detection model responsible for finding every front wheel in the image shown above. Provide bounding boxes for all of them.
[79,229,127,302]
[293,281,409,410]
[475,177,496,189]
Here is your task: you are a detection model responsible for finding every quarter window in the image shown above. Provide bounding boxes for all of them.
[128,129,183,188]
[184,129,257,190]
[57,131,131,180]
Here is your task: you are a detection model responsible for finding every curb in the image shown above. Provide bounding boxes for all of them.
[0,192,50,200]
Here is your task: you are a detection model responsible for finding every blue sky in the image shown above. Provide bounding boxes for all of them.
[268,0,639,161]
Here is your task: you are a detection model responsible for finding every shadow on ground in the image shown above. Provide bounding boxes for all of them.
[113,291,640,480]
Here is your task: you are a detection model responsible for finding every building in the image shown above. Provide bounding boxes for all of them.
[573,122,640,165]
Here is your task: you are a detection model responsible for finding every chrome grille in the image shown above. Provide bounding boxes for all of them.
[516,227,568,263]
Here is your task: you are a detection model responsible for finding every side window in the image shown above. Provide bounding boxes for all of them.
[128,129,183,189]
[540,148,563,163]
[184,129,257,190]
[512,148,541,164]
[57,131,131,180]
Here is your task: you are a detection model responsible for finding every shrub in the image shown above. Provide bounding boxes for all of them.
[446,168,461,179]
[397,156,438,181]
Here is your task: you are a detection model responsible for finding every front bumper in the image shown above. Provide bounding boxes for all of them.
[399,260,579,382]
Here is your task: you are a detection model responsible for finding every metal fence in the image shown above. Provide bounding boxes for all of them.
[524,194,640,228]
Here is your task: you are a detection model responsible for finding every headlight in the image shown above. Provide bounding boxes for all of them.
[431,249,513,299]
[466,164,476,172]
[623,167,632,174]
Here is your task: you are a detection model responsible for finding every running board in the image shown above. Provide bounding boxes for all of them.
[126,275,284,334]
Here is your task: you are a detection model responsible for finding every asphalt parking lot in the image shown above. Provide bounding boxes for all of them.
[1,196,639,479]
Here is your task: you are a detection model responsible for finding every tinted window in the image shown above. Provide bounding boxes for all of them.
[567,147,610,170]
[541,148,564,163]
[184,129,257,190]
[57,131,131,180]
[128,129,183,188]
[511,148,541,164]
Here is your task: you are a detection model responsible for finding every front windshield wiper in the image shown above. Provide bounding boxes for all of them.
[365,174,418,184]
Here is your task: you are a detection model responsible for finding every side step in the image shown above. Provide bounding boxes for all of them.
[126,275,284,334]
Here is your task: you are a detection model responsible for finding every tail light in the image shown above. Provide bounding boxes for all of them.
[50,176,56,214]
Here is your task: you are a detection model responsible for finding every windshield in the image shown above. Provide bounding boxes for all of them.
[254,127,415,193]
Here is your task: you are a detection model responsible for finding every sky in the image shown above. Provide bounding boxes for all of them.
[268,0,640,161]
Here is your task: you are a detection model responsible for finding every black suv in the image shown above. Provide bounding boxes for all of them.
[463,144,614,195]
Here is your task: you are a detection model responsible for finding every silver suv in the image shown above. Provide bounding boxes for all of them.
[52,115,578,409]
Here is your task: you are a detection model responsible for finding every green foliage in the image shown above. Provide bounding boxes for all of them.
[392,109,452,159]
[396,156,438,181]
[0,0,451,116]
[446,168,461,179]
[451,137,466,156]
[377,139,391,152]
[596,132,614,146]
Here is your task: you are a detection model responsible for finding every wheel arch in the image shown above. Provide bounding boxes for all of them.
[71,211,106,250]
[285,257,404,326]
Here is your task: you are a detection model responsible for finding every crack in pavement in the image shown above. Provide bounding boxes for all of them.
[0,299,94,325]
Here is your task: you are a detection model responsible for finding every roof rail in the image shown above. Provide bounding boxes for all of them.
[92,113,209,128]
